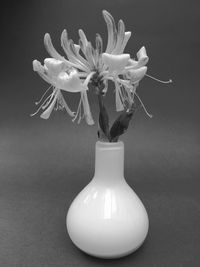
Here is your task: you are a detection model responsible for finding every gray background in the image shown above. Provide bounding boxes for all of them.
[0,0,200,266]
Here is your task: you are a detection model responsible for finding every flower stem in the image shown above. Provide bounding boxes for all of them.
[97,90,110,142]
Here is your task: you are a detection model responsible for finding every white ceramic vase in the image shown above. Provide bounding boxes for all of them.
[66,141,149,259]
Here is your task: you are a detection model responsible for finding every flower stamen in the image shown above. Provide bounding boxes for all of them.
[35,85,52,105]
[145,74,172,84]
[135,92,153,118]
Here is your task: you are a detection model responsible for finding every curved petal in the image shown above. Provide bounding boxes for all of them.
[112,20,125,55]
[137,46,149,67]
[102,10,117,53]
[118,31,131,54]
[125,46,149,70]
[127,58,138,68]
[78,29,88,54]
[61,30,90,71]
[115,81,125,112]
[56,70,83,92]
[57,91,75,117]
[44,33,82,70]
[126,66,147,83]
[44,33,66,62]
[81,90,94,125]
[40,90,59,119]
[33,60,54,85]
[102,53,130,74]
[95,33,103,55]
[44,58,66,77]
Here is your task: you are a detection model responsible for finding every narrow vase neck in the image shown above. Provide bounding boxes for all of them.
[93,141,124,185]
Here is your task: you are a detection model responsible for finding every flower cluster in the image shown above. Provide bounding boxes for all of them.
[32,10,160,126]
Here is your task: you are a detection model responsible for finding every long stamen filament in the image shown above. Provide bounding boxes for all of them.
[134,92,153,118]
[72,98,82,122]
[30,91,56,117]
[35,85,52,105]
[41,94,54,110]
[145,74,172,84]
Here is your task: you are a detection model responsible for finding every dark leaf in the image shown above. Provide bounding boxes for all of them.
[110,109,135,142]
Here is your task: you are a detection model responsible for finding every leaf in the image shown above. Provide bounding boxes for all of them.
[110,109,135,142]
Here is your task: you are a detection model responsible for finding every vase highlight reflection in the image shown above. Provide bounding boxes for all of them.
[66,141,149,258]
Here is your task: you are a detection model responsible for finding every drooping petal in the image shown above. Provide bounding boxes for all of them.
[33,60,54,85]
[56,69,83,92]
[72,97,82,123]
[102,53,130,74]
[126,66,147,83]
[57,91,75,117]
[127,58,138,68]
[40,91,59,119]
[44,58,66,77]
[102,10,117,53]
[136,46,149,67]
[81,90,94,125]
[115,82,125,112]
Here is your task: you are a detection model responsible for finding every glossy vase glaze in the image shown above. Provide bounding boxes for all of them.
[66,141,149,259]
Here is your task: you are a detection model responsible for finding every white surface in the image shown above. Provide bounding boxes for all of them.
[67,141,149,258]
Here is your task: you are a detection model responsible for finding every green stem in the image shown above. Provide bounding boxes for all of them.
[97,90,110,142]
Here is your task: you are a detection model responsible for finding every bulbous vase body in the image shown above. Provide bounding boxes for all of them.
[66,141,149,259]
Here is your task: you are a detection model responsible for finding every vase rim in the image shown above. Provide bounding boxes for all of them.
[96,141,124,150]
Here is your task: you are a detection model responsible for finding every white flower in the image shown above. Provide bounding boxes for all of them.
[32,55,94,125]
[102,53,130,74]
[32,10,171,124]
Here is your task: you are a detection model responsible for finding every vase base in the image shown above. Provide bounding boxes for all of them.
[77,241,145,259]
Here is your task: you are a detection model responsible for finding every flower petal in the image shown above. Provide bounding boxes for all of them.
[44,58,66,76]
[102,53,130,74]
[61,30,90,71]
[115,82,125,112]
[126,66,147,83]
[112,20,125,55]
[84,42,96,69]
[95,33,103,55]
[44,33,66,62]
[118,31,131,54]
[56,70,83,92]
[40,91,58,119]
[127,58,138,68]
[33,60,54,85]
[81,90,94,125]
[57,91,75,117]
[137,46,149,67]
[78,29,88,54]
[44,33,81,70]
[102,10,117,53]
